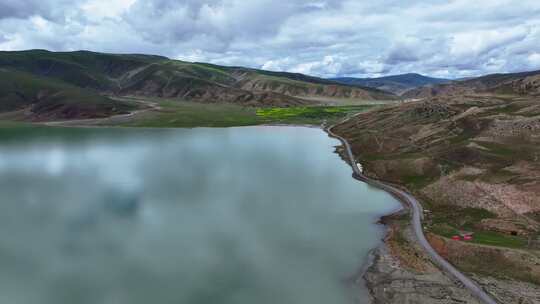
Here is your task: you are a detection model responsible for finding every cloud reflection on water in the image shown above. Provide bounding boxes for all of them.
[0,126,399,304]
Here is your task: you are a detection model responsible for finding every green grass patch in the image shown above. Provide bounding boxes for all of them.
[475,140,516,157]
[257,106,346,119]
[125,101,260,128]
[430,223,460,238]
[256,105,377,125]
[125,102,379,128]
[402,174,435,189]
[471,231,528,248]
[430,224,527,249]
[427,205,496,228]
[424,203,530,249]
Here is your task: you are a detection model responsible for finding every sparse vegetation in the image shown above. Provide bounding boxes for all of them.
[332,91,540,289]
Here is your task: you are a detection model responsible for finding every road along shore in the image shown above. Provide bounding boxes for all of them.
[326,125,499,304]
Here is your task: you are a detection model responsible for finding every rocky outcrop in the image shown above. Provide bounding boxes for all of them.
[364,243,481,303]
[510,74,540,96]
[472,275,540,304]
[358,211,480,304]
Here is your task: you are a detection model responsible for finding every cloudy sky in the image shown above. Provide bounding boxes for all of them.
[1,0,540,78]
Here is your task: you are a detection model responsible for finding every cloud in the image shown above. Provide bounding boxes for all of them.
[0,0,75,21]
[0,0,539,78]
[81,0,136,21]
[0,0,50,19]
[122,0,330,47]
[528,53,540,68]
[385,38,424,65]
[450,27,529,58]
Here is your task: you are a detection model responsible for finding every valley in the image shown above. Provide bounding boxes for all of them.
[0,50,539,304]
[2,1,539,303]
[0,50,396,122]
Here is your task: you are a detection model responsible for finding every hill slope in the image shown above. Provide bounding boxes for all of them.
[332,90,540,302]
[0,50,397,117]
[0,68,134,120]
[332,73,449,95]
[403,70,540,99]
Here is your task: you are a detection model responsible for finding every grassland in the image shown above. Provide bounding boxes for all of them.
[112,97,379,128]
[124,100,260,128]
[256,105,377,125]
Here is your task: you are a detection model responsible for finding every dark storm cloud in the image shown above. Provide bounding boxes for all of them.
[0,0,539,78]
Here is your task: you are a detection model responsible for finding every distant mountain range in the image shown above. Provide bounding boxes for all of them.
[0,50,396,120]
[331,73,450,95]
[402,70,540,99]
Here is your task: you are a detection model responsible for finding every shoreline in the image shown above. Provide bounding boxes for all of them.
[324,127,407,303]
[14,120,406,302]
[325,125,499,304]
[9,119,412,302]
[0,118,497,302]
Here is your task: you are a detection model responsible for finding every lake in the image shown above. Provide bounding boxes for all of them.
[0,126,399,304]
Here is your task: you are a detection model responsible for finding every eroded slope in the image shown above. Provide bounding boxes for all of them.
[332,93,540,303]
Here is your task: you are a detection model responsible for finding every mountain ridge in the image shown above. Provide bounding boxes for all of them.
[403,69,540,99]
[331,73,450,95]
[0,50,398,120]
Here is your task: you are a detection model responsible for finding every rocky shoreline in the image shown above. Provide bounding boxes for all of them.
[361,211,540,304]
[361,211,481,304]
[358,213,480,304]
[363,244,480,304]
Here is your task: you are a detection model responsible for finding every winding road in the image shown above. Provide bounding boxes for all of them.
[326,125,499,304]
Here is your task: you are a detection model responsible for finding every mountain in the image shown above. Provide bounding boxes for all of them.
[331,73,450,95]
[403,70,540,99]
[0,50,397,120]
[332,83,540,301]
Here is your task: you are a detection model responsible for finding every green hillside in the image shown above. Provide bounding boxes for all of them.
[0,50,398,121]
[0,68,134,120]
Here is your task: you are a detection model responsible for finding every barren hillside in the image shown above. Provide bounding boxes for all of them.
[332,91,540,302]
